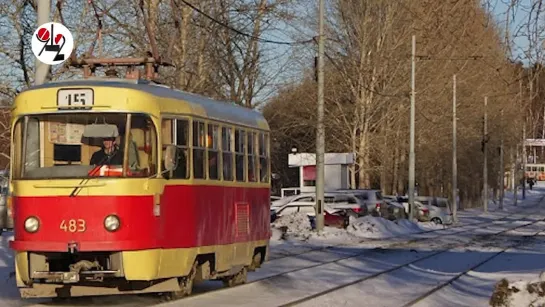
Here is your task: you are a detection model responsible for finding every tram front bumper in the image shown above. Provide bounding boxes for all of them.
[31,271,80,283]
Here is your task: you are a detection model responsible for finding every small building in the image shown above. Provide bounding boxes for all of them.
[287,152,355,193]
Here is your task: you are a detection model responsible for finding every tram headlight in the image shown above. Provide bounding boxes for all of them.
[24,216,39,233]
[104,215,120,232]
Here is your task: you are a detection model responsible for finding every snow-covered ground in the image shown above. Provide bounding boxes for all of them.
[1,185,545,307]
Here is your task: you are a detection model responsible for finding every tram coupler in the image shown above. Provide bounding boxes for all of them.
[67,242,79,254]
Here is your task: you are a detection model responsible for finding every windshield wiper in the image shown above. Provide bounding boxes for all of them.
[68,152,118,197]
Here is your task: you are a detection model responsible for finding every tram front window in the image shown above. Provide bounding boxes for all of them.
[12,113,158,179]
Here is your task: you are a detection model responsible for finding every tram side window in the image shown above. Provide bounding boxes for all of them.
[247,132,257,182]
[258,132,269,183]
[193,121,206,179]
[235,129,246,182]
[161,119,173,178]
[128,114,157,177]
[207,123,220,180]
[222,126,234,181]
[171,119,190,179]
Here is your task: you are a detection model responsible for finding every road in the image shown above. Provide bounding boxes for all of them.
[1,187,544,307]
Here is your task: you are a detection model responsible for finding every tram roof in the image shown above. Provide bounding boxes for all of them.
[18,78,269,130]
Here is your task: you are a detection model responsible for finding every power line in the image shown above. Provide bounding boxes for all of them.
[176,0,314,46]
[415,55,484,61]
[322,51,407,98]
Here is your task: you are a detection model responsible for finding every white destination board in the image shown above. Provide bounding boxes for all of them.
[57,88,94,108]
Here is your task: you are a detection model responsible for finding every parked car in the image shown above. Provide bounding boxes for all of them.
[270,196,281,203]
[270,208,278,223]
[395,197,430,222]
[272,192,369,218]
[270,193,314,209]
[334,189,388,218]
[308,211,350,229]
[0,184,12,235]
[384,199,408,220]
[415,196,453,224]
[324,193,369,217]
[271,201,350,229]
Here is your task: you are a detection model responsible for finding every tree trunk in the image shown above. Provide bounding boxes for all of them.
[397,151,406,195]
[391,122,402,195]
[357,133,368,188]
[178,4,192,88]
[350,130,357,189]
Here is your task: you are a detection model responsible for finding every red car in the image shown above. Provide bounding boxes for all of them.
[309,210,350,229]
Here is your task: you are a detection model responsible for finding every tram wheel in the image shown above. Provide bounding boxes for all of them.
[248,253,262,271]
[222,266,247,287]
[166,261,197,300]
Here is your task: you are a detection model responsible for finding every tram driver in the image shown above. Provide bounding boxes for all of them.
[90,137,123,165]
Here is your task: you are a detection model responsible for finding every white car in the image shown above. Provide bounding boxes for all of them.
[270,196,281,203]
[272,202,341,217]
[270,194,313,209]
[415,196,453,225]
[270,192,368,217]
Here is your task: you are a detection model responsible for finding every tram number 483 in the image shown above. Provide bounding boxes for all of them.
[60,219,86,232]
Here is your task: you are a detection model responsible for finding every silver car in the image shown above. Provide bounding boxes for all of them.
[0,186,12,235]
[334,189,388,218]
[415,196,453,225]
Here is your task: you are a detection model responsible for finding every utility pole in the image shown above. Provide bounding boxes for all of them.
[522,78,531,200]
[35,0,50,85]
[522,122,527,200]
[408,35,416,221]
[452,74,458,222]
[483,96,488,212]
[499,109,504,209]
[315,0,325,232]
[513,145,518,206]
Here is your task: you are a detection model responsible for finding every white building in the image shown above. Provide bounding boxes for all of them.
[287,152,355,194]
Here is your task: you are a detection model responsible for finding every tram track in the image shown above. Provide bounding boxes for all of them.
[156,198,545,307]
[267,194,545,262]
[207,203,545,288]
[267,210,534,262]
[277,219,545,307]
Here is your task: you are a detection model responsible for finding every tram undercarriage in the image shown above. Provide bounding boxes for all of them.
[15,245,268,298]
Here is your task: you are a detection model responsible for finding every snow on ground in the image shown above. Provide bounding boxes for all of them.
[488,274,545,307]
[156,203,545,307]
[1,185,545,307]
[270,212,353,244]
[346,215,442,239]
[412,234,545,307]
[271,212,443,245]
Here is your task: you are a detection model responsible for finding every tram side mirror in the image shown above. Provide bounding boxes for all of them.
[83,124,119,138]
[164,145,178,172]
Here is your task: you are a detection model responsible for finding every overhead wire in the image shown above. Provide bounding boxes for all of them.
[176,0,314,46]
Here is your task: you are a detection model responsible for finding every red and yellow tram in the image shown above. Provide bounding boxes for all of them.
[525,163,545,181]
[9,77,271,298]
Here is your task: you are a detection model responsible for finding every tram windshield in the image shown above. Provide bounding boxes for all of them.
[12,113,158,179]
